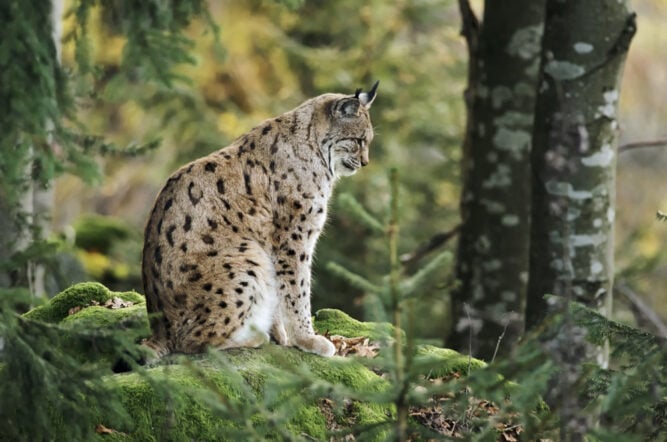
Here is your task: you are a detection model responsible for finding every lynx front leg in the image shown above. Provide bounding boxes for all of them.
[274,242,335,357]
[270,314,288,346]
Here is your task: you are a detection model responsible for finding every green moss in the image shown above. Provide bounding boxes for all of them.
[415,345,486,378]
[313,308,396,340]
[23,282,144,324]
[287,405,328,440]
[99,366,243,441]
[62,304,149,334]
[26,282,489,440]
[21,283,149,365]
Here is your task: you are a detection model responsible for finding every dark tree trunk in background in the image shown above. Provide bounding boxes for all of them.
[527,0,636,330]
[450,0,545,360]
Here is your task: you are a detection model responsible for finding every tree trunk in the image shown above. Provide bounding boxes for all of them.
[450,0,545,360]
[526,0,636,330]
[526,1,635,439]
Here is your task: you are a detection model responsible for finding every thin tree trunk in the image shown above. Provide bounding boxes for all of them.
[0,0,62,297]
[451,0,545,360]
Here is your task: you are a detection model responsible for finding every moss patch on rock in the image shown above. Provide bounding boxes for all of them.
[313,308,397,341]
[415,344,486,378]
[24,282,144,324]
[25,282,486,440]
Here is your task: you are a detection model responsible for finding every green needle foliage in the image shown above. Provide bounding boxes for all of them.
[0,289,137,441]
[328,169,667,440]
[328,169,463,440]
[0,0,218,293]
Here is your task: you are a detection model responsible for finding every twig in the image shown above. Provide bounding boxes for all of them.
[465,303,473,377]
[502,424,522,432]
[463,303,473,431]
[400,224,461,266]
[618,138,667,153]
[615,282,667,337]
[490,319,510,364]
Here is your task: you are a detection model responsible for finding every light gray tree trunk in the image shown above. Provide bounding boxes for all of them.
[526,1,635,439]
[526,0,635,331]
[451,0,545,360]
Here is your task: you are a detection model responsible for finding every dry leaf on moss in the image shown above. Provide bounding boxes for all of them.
[328,335,379,358]
[67,306,82,316]
[104,297,133,309]
[67,299,102,316]
[95,424,126,436]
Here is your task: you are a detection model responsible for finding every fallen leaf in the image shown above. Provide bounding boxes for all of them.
[95,423,127,437]
[329,335,380,358]
[95,424,114,435]
[104,297,133,309]
[68,306,82,316]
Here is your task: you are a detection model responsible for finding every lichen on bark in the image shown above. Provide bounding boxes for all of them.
[527,0,636,327]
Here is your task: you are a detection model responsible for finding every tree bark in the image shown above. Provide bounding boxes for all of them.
[451,1,546,360]
[526,0,636,329]
[526,1,635,439]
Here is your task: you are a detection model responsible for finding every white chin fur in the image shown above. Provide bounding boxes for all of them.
[334,162,358,177]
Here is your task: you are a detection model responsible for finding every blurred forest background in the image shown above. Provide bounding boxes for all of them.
[45,0,667,341]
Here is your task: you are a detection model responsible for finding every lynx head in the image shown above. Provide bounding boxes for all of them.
[314,81,378,178]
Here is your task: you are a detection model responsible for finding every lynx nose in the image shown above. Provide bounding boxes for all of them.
[360,151,369,167]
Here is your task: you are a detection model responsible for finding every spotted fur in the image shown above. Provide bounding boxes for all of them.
[142,83,378,358]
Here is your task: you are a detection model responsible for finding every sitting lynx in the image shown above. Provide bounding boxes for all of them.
[142,82,378,358]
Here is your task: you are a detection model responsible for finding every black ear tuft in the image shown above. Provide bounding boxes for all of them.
[354,88,362,98]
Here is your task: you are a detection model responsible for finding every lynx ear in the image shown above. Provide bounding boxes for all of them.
[334,97,361,118]
[355,80,379,109]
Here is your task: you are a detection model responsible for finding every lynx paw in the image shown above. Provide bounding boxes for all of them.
[141,337,170,364]
[295,334,336,357]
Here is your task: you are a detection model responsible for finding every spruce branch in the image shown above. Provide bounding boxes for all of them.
[337,193,385,234]
[325,262,383,295]
[399,250,453,297]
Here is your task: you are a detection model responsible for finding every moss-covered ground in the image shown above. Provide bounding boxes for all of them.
[22,282,485,440]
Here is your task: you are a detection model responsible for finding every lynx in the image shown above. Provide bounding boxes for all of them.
[141,82,378,358]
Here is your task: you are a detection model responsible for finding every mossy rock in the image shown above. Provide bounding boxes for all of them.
[24,282,145,324]
[25,282,485,440]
